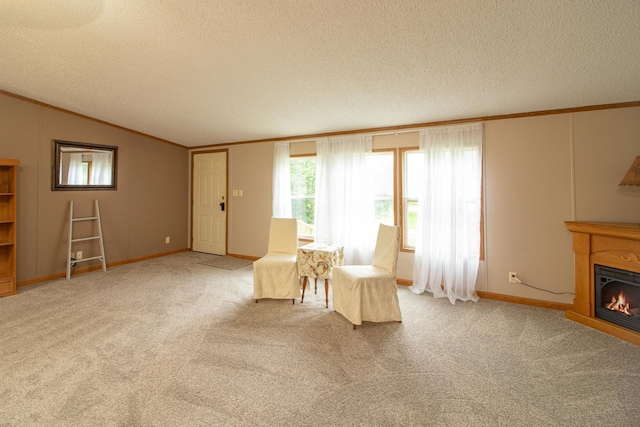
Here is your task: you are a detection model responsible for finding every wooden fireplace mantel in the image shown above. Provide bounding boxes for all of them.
[565,221,640,345]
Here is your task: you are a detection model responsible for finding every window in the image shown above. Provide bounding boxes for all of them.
[401,148,421,249]
[401,146,484,257]
[285,135,483,256]
[369,150,395,226]
[289,150,395,240]
[290,156,316,238]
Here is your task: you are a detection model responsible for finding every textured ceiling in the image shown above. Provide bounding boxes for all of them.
[1,0,639,147]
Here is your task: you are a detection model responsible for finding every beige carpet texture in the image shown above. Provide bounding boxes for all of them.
[1,251,639,426]
[199,255,253,270]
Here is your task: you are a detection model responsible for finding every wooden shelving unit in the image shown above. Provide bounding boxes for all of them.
[0,158,19,297]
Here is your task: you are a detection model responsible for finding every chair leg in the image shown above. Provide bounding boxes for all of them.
[292,299,295,305]
[255,299,258,303]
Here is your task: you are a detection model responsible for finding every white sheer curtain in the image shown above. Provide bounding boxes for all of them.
[314,135,376,264]
[91,152,113,185]
[410,123,483,304]
[67,154,84,185]
[272,142,292,217]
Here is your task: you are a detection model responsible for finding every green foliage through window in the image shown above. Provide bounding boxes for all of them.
[290,151,396,238]
[290,157,316,236]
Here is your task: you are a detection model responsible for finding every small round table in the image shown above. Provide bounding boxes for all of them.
[296,243,344,308]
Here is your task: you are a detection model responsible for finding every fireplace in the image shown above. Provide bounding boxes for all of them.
[565,221,640,345]
[595,265,640,333]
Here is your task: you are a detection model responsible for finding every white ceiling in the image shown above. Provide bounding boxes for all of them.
[1,1,639,147]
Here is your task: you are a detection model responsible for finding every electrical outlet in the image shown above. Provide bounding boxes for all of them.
[76,251,83,260]
[165,236,170,244]
[509,272,518,283]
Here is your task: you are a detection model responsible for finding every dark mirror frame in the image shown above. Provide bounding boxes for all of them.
[52,140,118,191]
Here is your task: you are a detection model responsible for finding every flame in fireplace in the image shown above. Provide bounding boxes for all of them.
[605,293,632,316]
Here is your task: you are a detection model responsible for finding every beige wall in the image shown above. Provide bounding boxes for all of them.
[226,142,274,256]
[484,114,575,302]
[208,106,640,305]
[0,93,189,284]
[574,108,640,221]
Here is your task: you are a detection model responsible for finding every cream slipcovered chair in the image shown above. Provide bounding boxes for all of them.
[253,217,300,304]
[332,224,402,329]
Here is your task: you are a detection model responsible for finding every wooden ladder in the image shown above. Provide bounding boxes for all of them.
[67,200,107,279]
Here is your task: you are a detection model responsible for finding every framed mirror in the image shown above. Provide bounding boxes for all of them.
[52,140,118,190]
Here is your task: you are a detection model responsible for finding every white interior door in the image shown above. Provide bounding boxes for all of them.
[192,151,227,254]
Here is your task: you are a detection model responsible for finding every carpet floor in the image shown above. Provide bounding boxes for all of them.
[1,251,639,426]
[198,255,253,270]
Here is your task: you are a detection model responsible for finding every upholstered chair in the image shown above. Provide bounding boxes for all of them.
[253,217,300,303]
[332,224,402,328]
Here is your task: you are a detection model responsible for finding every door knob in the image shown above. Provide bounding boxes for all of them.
[219,202,225,211]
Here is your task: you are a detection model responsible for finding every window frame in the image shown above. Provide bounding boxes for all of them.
[399,147,419,252]
[289,153,316,242]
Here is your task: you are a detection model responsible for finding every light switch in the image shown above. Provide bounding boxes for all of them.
[239,189,243,197]
[233,189,238,197]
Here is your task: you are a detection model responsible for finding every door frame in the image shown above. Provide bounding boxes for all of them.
[190,149,229,253]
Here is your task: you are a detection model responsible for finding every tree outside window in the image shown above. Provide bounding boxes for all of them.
[290,157,316,238]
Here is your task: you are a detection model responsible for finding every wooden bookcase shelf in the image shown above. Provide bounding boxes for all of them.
[0,158,19,297]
